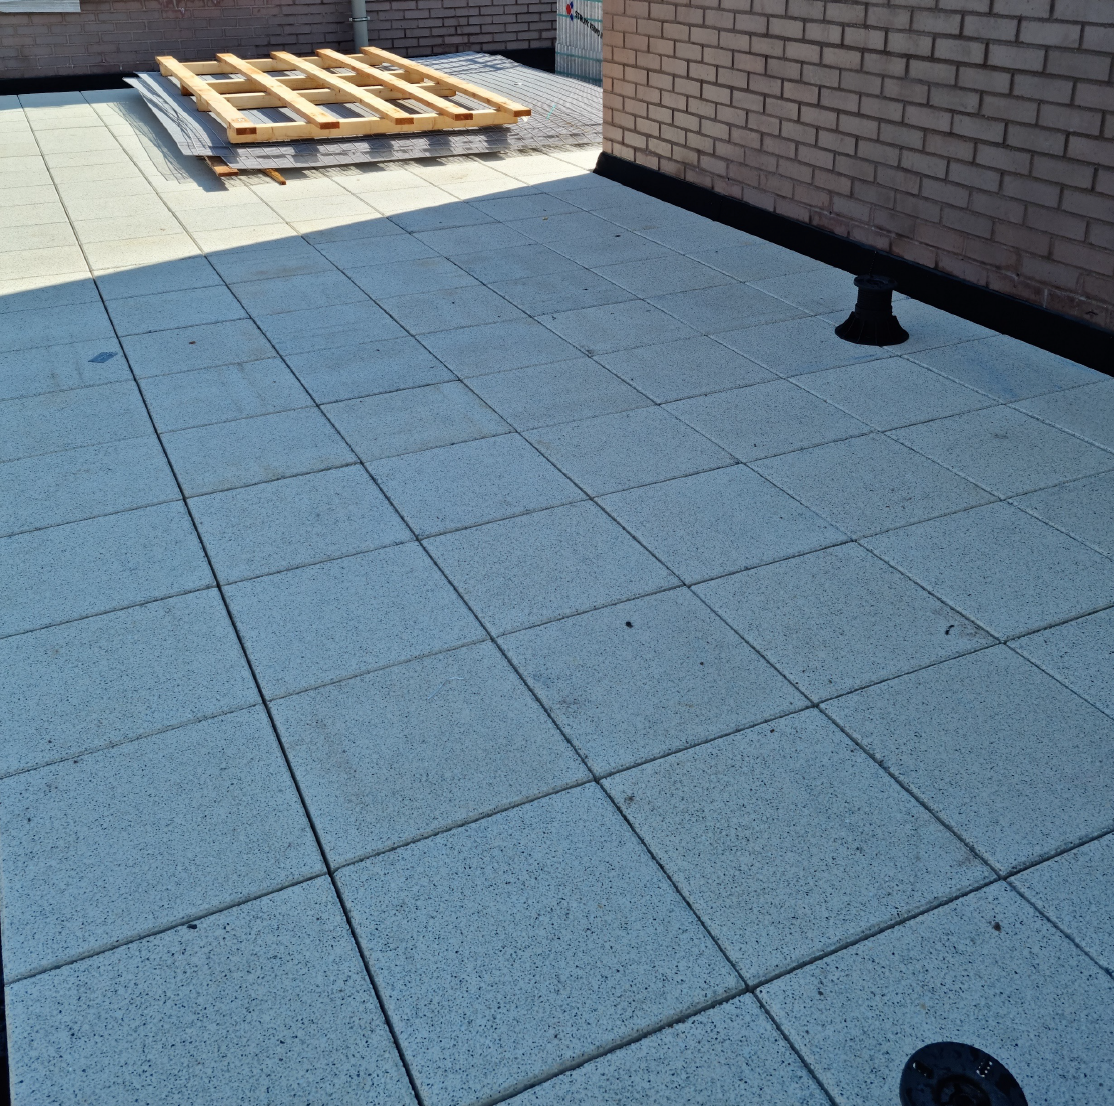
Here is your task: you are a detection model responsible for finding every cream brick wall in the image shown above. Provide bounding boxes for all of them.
[603,0,1114,330]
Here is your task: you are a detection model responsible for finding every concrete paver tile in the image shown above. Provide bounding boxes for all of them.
[311,230,433,268]
[174,203,286,234]
[0,273,97,314]
[287,336,454,404]
[95,255,223,300]
[599,465,845,584]
[273,642,589,865]
[493,269,634,315]
[608,710,989,980]
[265,194,375,223]
[1015,378,1114,451]
[83,233,199,271]
[1,243,88,279]
[451,243,581,284]
[191,226,292,252]
[597,335,774,402]
[0,590,258,776]
[204,237,336,283]
[347,256,477,300]
[467,357,650,430]
[225,542,483,698]
[0,338,129,401]
[387,199,494,232]
[508,994,828,1106]
[0,300,115,355]
[191,466,410,583]
[122,318,276,378]
[0,436,178,537]
[909,333,1102,400]
[380,283,525,335]
[140,358,310,432]
[880,298,995,352]
[413,220,534,256]
[591,254,734,298]
[792,356,993,429]
[470,192,581,222]
[1012,833,1114,975]
[503,588,805,774]
[668,380,869,461]
[863,502,1114,638]
[0,501,213,638]
[0,222,78,254]
[231,270,367,318]
[5,879,416,1105]
[163,407,355,496]
[325,381,508,461]
[338,785,740,1106]
[753,433,994,537]
[537,299,699,356]
[371,433,583,537]
[0,200,67,229]
[828,647,1114,872]
[0,379,150,462]
[0,706,322,979]
[72,212,184,244]
[420,319,581,377]
[525,406,733,495]
[760,883,1114,1106]
[689,242,826,282]
[650,283,804,336]
[106,284,247,337]
[1012,469,1114,557]
[1013,607,1114,718]
[534,223,672,268]
[892,406,1114,498]
[255,298,406,355]
[716,315,893,375]
[753,266,873,315]
[697,543,991,699]
[426,501,679,635]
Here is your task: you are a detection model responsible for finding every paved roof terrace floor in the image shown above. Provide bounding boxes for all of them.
[2,88,1114,1106]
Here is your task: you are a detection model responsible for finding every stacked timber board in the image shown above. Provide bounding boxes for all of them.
[157,48,531,144]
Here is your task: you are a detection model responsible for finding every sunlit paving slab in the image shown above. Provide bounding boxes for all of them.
[1,89,1113,1106]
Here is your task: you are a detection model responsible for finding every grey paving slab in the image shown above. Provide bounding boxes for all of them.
[254,298,406,355]
[1012,470,1114,558]
[752,266,869,315]
[0,435,178,537]
[94,255,224,302]
[347,256,477,300]
[689,242,827,282]
[508,994,828,1106]
[426,501,679,635]
[864,502,1114,639]
[891,406,1114,498]
[325,381,508,462]
[389,200,495,233]
[696,543,991,700]
[230,270,367,317]
[1012,833,1114,975]
[311,229,434,269]
[273,642,588,865]
[492,269,633,316]
[791,356,993,429]
[122,318,277,378]
[526,406,733,495]
[0,590,258,776]
[470,193,581,223]
[0,274,97,315]
[668,380,869,461]
[880,297,995,353]
[0,300,115,355]
[716,316,896,375]
[370,433,583,537]
[596,336,775,402]
[163,406,355,496]
[649,283,803,336]
[1013,608,1114,719]
[467,357,651,430]
[106,284,248,337]
[537,299,699,357]
[0,706,321,979]
[591,254,734,299]
[609,710,988,981]
[1015,378,1114,451]
[760,882,1114,1106]
[451,242,582,284]
[828,646,1114,873]
[0,379,151,462]
[191,466,411,583]
[139,358,311,432]
[224,541,484,698]
[0,501,213,639]
[419,318,583,377]
[413,220,534,256]
[338,785,740,1106]
[599,465,846,584]
[380,283,526,335]
[514,212,672,268]
[753,433,994,538]
[204,237,337,284]
[909,333,1102,400]
[5,878,416,1106]
[502,589,805,774]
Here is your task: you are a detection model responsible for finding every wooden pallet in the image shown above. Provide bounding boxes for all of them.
[157,48,532,144]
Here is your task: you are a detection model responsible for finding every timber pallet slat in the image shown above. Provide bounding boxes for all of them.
[156,47,532,144]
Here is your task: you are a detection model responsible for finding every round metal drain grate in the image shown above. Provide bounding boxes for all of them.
[900,1043,1027,1106]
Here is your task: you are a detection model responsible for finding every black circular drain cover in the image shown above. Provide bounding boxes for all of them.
[900,1043,1026,1106]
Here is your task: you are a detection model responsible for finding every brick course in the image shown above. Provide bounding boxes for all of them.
[1,0,554,79]
[603,0,1114,330]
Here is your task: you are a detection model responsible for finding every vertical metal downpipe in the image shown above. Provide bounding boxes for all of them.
[350,0,369,49]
